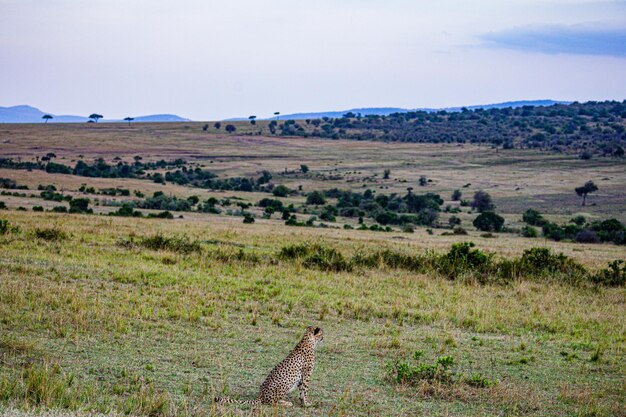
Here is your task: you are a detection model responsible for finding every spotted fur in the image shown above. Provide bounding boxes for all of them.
[214,326,324,408]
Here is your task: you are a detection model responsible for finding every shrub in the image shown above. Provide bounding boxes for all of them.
[32,206,44,212]
[471,191,495,212]
[272,185,291,197]
[473,212,504,232]
[0,219,20,235]
[387,352,495,390]
[437,242,492,280]
[453,227,467,235]
[522,209,547,226]
[448,216,461,227]
[137,234,202,253]
[69,198,92,214]
[521,225,538,238]
[388,354,456,386]
[243,215,255,224]
[51,206,67,213]
[575,230,600,243]
[592,260,625,286]
[511,247,587,283]
[306,191,326,205]
[34,228,66,241]
[110,204,143,217]
[278,243,351,272]
[147,211,174,219]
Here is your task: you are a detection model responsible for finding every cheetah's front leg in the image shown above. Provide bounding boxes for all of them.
[298,367,313,407]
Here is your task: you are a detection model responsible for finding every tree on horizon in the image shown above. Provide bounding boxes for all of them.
[42,114,53,123]
[89,113,103,123]
[124,117,134,126]
[575,181,598,206]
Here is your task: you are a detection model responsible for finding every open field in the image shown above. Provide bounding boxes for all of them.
[1,123,625,223]
[1,123,625,416]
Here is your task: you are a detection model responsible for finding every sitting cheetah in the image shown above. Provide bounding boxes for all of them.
[215,326,324,408]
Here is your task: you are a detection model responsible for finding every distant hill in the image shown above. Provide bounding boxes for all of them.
[270,100,569,120]
[0,105,189,123]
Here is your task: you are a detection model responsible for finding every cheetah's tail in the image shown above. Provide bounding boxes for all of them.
[213,396,260,405]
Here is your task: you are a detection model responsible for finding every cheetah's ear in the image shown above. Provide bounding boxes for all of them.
[313,327,321,335]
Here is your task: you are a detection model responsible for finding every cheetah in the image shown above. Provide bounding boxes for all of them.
[214,326,324,408]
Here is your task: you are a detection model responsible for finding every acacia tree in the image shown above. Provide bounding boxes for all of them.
[89,113,103,123]
[248,115,257,125]
[225,124,236,133]
[274,112,280,121]
[575,181,598,206]
[42,114,53,123]
[214,122,221,130]
[471,191,495,212]
[124,117,134,126]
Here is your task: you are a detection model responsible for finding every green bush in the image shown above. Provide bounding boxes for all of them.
[592,260,626,286]
[69,198,92,214]
[473,212,505,232]
[387,352,496,389]
[306,191,326,205]
[137,234,202,254]
[278,243,351,272]
[522,209,547,226]
[0,219,20,235]
[521,225,538,238]
[437,242,492,280]
[34,228,66,241]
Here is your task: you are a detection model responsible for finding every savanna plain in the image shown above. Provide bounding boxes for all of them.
[0,122,625,417]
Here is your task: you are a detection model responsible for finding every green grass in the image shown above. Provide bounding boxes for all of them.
[0,212,624,416]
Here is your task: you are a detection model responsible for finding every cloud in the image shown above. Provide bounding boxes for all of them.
[481,25,626,57]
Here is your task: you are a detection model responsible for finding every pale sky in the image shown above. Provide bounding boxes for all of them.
[1,0,626,120]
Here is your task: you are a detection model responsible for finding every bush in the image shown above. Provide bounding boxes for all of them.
[278,243,351,272]
[69,198,92,214]
[147,211,174,219]
[521,225,538,238]
[0,219,20,235]
[575,230,600,243]
[272,185,291,197]
[471,191,495,212]
[110,204,143,217]
[522,209,547,226]
[437,242,492,280]
[515,247,587,282]
[51,206,67,213]
[448,216,461,227]
[387,352,496,389]
[453,226,467,235]
[243,215,255,224]
[34,228,66,241]
[0,201,6,210]
[32,206,44,212]
[473,212,504,232]
[306,191,326,205]
[136,234,202,253]
[592,260,625,286]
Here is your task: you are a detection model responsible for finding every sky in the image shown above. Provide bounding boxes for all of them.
[1,0,626,120]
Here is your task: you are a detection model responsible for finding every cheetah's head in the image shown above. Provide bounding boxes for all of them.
[306,326,324,348]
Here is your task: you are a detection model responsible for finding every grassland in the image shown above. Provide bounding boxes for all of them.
[0,123,625,416]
